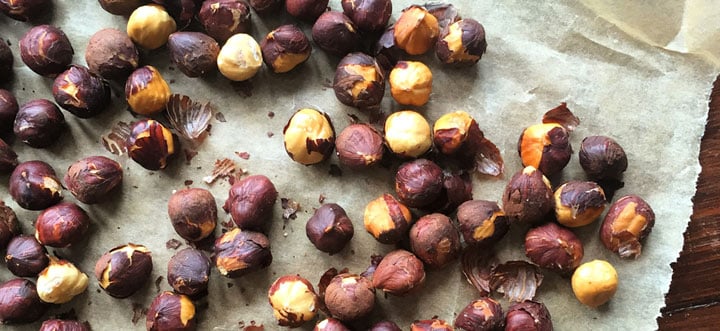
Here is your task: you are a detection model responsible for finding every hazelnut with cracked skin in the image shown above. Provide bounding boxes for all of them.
[436,19,487,66]
[127,4,177,49]
[0,201,20,249]
[214,228,272,278]
[341,0,392,32]
[384,110,432,158]
[0,0,49,21]
[167,247,211,297]
[433,110,475,155]
[125,65,172,115]
[389,61,433,106]
[335,123,385,169]
[579,135,628,180]
[94,243,153,298]
[168,188,217,242]
[9,161,63,210]
[99,0,145,16]
[324,273,375,321]
[285,0,328,21]
[53,66,111,118]
[283,108,336,165]
[370,321,402,331]
[146,291,196,331]
[64,156,123,204]
[600,195,655,259]
[363,193,413,244]
[554,181,606,227]
[14,99,66,148]
[0,89,18,135]
[5,235,49,277]
[505,301,553,331]
[454,297,504,331]
[127,119,176,170]
[518,122,572,177]
[85,28,139,80]
[395,158,443,208]
[217,33,263,81]
[223,174,277,231]
[333,52,385,109]
[456,200,509,247]
[502,166,554,225]
[571,260,618,308]
[411,319,454,330]
[268,274,318,327]
[198,0,252,43]
[525,222,583,274]
[409,213,461,269]
[306,203,354,255]
[250,0,283,14]
[315,318,351,331]
[372,249,425,296]
[34,202,90,248]
[0,138,17,172]
[39,319,91,331]
[394,5,439,55]
[19,25,74,77]
[0,278,47,324]
[168,32,220,78]
[312,11,361,57]
[261,24,312,73]
[37,257,89,304]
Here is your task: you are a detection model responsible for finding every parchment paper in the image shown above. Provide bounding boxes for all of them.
[0,1,717,330]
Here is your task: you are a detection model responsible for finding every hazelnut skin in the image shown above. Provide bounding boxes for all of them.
[37,257,89,304]
[411,319,454,331]
[505,301,553,331]
[250,0,283,14]
[217,33,263,81]
[19,25,74,77]
[502,166,554,225]
[127,4,177,50]
[395,158,444,208]
[85,28,139,80]
[146,291,197,331]
[389,61,433,106]
[9,160,63,210]
[372,249,425,296]
[0,42,12,84]
[436,19,487,66]
[571,260,618,308]
[424,3,461,31]
[554,181,606,227]
[600,195,655,259]
[127,119,176,170]
[35,202,90,248]
[94,243,153,298]
[315,318,351,331]
[518,122,572,177]
[98,0,145,16]
[335,123,385,169]
[456,200,509,247]
[0,89,18,135]
[454,297,504,331]
[64,156,123,204]
[312,11,361,57]
[0,139,17,173]
[283,108,336,165]
[0,0,49,21]
[52,65,111,118]
[0,278,48,324]
[199,0,252,43]
[39,319,91,331]
[125,65,172,115]
[579,135,628,180]
[409,213,461,269]
[363,193,413,244]
[384,110,433,158]
[214,228,272,278]
[14,99,66,148]
[0,201,21,249]
[306,203,354,255]
[168,32,220,78]
[394,5,439,55]
[5,235,49,277]
[525,222,583,274]
[168,188,217,242]
[370,321,402,331]
[324,273,375,321]
[223,174,277,231]
[341,0,392,32]
[167,247,211,297]
[374,27,404,74]
[268,274,318,327]
[261,24,312,73]
[333,52,385,109]
[285,0,329,21]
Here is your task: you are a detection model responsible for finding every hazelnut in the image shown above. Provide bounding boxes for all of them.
[217,33,263,81]
[151,0,200,29]
[285,0,329,21]
[394,5,439,55]
[0,0,49,21]
[146,291,197,331]
[199,0,252,43]
[0,89,18,135]
[127,119,176,170]
[306,203,354,255]
[388,61,433,106]
[283,108,336,165]
[223,174,277,231]
[37,256,89,304]
[125,65,172,115]
[268,274,318,327]
[52,65,111,118]
[0,278,47,324]
[454,297,504,331]
[374,27,404,74]
[424,3,461,31]
[168,188,218,242]
[456,200,509,247]
[525,222,583,274]
[502,166,553,225]
[0,201,20,249]
[505,301,553,331]
[436,19,487,66]
[127,4,177,49]
[341,0,391,32]
[14,99,66,148]
[372,249,425,296]
[363,193,413,244]
[571,260,618,308]
[518,123,572,177]
[0,138,18,172]
[39,319,91,331]
[325,273,375,321]
[395,158,443,208]
[94,243,153,298]
[384,110,433,158]
[9,160,63,210]
[333,52,385,109]
[85,28,139,80]
[433,111,476,155]
[64,156,123,204]
[19,25,74,77]
[260,24,312,73]
[0,42,12,84]
[600,195,655,259]
[249,0,283,14]
[335,123,385,169]
[315,318,351,331]
[5,235,49,277]
[411,319,454,330]
[579,135,628,180]
[98,0,145,16]
[167,32,220,78]
[370,321,402,331]
[312,11,361,57]
[167,247,211,297]
[553,181,606,227]
[34,202,90,248]
[409,213,461,269]
[214,228,272,278]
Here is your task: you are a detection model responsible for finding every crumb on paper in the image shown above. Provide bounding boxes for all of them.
[215,112,227,122]
[203,158,242,184]
[166,239,182,250]
[154,276,164,293]
[244,320,264,331]
[281,198,301,220]
[267,131,274,138]
[318,194,326,203]
[131,303,147,325]
[184,180,193,186]
[267,111,275,118]
[236,151,250,160]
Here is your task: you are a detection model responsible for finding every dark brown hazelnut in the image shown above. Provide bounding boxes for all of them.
[436,19,487,66]
[306,203,354,254]
[35,202,90,248]
[428,171,473,213]
[325,273,375,321]
[5,235,48,277]
[363,193,412,244]
[0,89,18,135]
[283,108,336,165]
[152,0,201,29]
[0,138,18,172]
[9,160,63,210]
[52,65,111,118]
[384,111,433,158]
[370,321,402,331]
[409,213,461,269]
[553,181,606,227]
[249,0,283,14]
[579,135,628,180]
[260,24,312,73]
[456,200,510,247]
[505,301,553,331]
[167,32,219,78]
[0,278,47,324]
[19,25,74,77]
[600,195,655,259]
[394,5,439,55]
[333,52,385,109]
[374,27,404,75]
[411,319,454,330]
[312,11,361,57]
[127,4,177,49]
[341,0,391,32]
[14,99,66,148]
[214,228,272,278]
[127,119,176,170]
[268,274,318,327]
[0,0,49,21]
[222,174,277,231]
[424,3,461,31]
[0,42,12,84]
[388,61,433,106]
[372,249,425,296]
[168,188,218,242]
[167,247,211,297]
[525,222,583,274]
[335,123,384,169]
[518,123,572,177]
[395,158,443,208]
[199,0,252,43]
[85,28,140,80]
[314,318,351,331]
[146,291,196,331]
[502,166,553,225]
[125,65,172,115]
[98,0,145,16]
[0,201,20,249]
[285,0,328,21]
[94,243,153,298]
[39,319,91,331]
[454,297,504,331]
[64,156,123,204]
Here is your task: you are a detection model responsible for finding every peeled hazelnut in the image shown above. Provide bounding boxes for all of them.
[268,275,318,327]
[436,19,487,66]
[199,0,252,43]
[525,222,583,274]
[306,203,354,254]
[333,52,385,109]
[363,193,413,244]
[571,260,618,308]
[0,89,18,135]
[261,25,311,74]
[394,5,439,55]
[554,181,606,227]
[384,110,432,158]
[168,188,217,241]
[411,319,454,330]
[217,33,263,81]
[0,201,20,249]
[341,0,391,32]
[424,3,461,31]
[214,228,272,278]
[223,174,277,231]
[312,11,361,57]
[37,256,89,304]
[0,278,47,324]
[127,4,177,49]
[19,25,73,77]
[0,0,49,21]
[389,61,433,106]
[127,119,176,170]
[283,108,336,165]
[325,273,375,321]
[250,0,283,14]
[5,235,48,277]
[52,65,111,118]
[99,0,145,16]
[372,249,425,296]
[94,243,153,298]
[0,40,11,83]
[518,123,572,177]
[370,321,402,331]
[579,136,628,180]
[395,158,443,208]
[456,200,509,247]
[454,297,504,331]
[14,99,66,148]
[9,160,63,210]
[315,318,351,331]
[125,65,172,115]
[40,319,91,331]
[502,166,553,225]
[168,32,220,77]
[505,301,553,331]
[167,247,211,297]
[146,291,196,331]
[286,0,329,21]
[600,195,655,259]
[409,213,461,269]
[85,28,139,80]
[64,156,123,204]
[335,123,384,169]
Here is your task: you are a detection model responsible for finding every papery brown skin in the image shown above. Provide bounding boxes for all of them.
[168,188,217,242]
[223,175,278,232]
[395,159,444,208]
[424,2,461,31]
[39,319,91,331]
[19,25,74,77]
[314,318,351,331]
[333,52,385,109]
[461,248,497,297]
[335,123,384,169]
[214,228,272,278]
[525,222,583,274]
[0,138,18,172]
[250,0,284,14]
[0,89,18,135]
[436,19,487,66]
[518,123,572,177]
[14,99,66,148]
[64,156,123,204]
[0,278,48,324]
[372,249,425,296]
[286,0,329,21]
[127,119,176,170]
[261,24,312,73]
[167,248,211,297]
[9,160,63,210]
[374,27,405,74]
[409,213,461,269]
[5,235,48,277]
[411,319,454,330]
[52,66,111,118]
[502,166,554,225]
[490,261,544,302]
[0,0,50,21]
[0,41,11,82]
[600,195,655,259]
[0,201,20,249]
[324,273,375,321]
[505,301,553,331]
[199,0,252,43]
[454,297,504,331]
[85,28,139,80]
[35,203,90,248]
[168,32,220,77]
[94,243,153,298]
[306,203,354,254]
[341,0,392,32]
[579,136,628,180]
[542,102,580,132]
[456,200,509,247]
[370,321,402,331]
[312,11,361,57]
[146,291,197,331]
[98,0,145,16]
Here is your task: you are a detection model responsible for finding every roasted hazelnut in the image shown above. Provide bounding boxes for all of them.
[384,110,433,158]
[433,111,476,155]
[525,222,583,274]
[363,193,412,244]
[411,319,454,330]
[85,28,140,80]
[502,166,553,225]
[394,5,439,55]
[125,65,172,115]
[217,33,263,81]
[167,247,211,297]
[424,3,461,31]
[37,256,89,304]
[389,61,433,106]
[268,274,318,327]
[505,301,553,331]
[64,156,123,204]
[285,0,328,21]
[94,243,153,298]
[0,201,20,249]
[146,291,197,331]
[19,25,74,77]
[199,0,252,43]
[39,319,91,331]
[0,0,49,21]
[0,138,18,172]
[223,174,277,231]
[9,160,63,210]
[312,11,361,57]
[127,4,177,49]
[409,213,461,269]
[372,249,425,296]
[306,203,354,254]
[579,135,628,180]
[0,89,18,135]
[456,200,509,247]
[333,52,385,109]
[98,0,145,16]
[0,42,12,84]
[168,188,217,241]
[314,318,351,331]
[249,0,283,14]
[374,27,404,74]
[370,321,402,331]
[167,32,220,78]
[52,65,111,118]
[283,108,336,165]
[341,0,391,32]
[518,123,572,177]
[14,99,66,148]
[214,228,272,277]
[151,0,201,29]
[261,24,312,73]
[600,195,655,259]
[325,273,375,321]
[335,123,385,169]
[454,297,504,331]
[553,181,606,227]
[429,171,477,214]
[436,19,487,66]
[571,259,618,308]
[0,278,47,324]
[127,119,176,170]
[35,202,90,248]
[395,158,443,208]
[5,235,48,277]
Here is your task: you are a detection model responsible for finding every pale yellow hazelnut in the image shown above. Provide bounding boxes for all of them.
[37,256,89,304]
[389,61,433,106]
[268,275,318,327]
[283,108,335,165]
[217,33,263,81]
[384,110,432,158]
[571,259,618,308]
[127,4,177,50]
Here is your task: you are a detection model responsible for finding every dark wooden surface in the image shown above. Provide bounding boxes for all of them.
[658,76,720,330]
